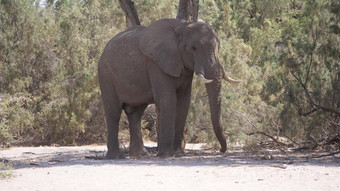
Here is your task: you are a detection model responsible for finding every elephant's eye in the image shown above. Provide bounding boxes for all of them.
[191,46,197,51]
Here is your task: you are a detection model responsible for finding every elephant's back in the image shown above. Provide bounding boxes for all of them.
[98,26,153,105]
[101,26,148,72]
[110,26,146,43]
[99,26,146,70]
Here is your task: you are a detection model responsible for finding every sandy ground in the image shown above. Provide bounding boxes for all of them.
[1,142,340,191]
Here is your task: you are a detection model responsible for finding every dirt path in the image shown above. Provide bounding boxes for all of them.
[1,142,340,191]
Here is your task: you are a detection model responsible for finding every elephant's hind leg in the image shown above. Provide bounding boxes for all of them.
[102,98,122,159]
[99,76,123,159]
[124,104,150,158]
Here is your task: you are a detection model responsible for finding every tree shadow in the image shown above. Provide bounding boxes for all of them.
[3,146,339,170]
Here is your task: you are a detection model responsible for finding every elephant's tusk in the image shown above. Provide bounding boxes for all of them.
[223,75,242,84]
[198,74,213,84]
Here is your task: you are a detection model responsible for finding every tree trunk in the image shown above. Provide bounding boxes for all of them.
[118,0,141,27]
[176,0,200,149]
[176,0,199,22]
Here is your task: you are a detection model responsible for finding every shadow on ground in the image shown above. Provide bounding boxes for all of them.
[1,145,339,170]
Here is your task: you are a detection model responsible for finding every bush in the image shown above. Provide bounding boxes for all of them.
[1,0,338,151]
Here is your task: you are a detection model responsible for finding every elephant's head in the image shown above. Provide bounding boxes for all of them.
[139,19,240,152]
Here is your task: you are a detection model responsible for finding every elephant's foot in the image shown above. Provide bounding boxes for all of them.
[220,145,227,153]
[106,151,125,160]
[174,148,185,157]
[157,149,175,158]
[129,147,150,159]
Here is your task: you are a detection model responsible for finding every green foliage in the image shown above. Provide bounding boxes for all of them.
[0,0,179,146]
[0,0,122,146]
[0,161,14,179]
[135,0,177,25]
[277,0,340,143]
[1,0,339,149]
[190,0,339,149]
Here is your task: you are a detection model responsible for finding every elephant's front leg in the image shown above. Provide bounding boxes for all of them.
[156,95,177,157]
[148,64,179,157]
[173,82,193,156]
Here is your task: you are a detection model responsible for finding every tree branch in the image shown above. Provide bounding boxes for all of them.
[246,131,288,147]
[292,99,318,116]
[290,70,340,115]
[118,0,141,28]
[233,110,289,149]
[311,150,340,158]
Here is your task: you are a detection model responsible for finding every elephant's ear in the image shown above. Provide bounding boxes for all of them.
[139,19,185,77]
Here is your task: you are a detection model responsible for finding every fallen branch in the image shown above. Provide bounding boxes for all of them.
[282,134,301,147]
[311,150,340,159]
[233,110,289,151]
[246,131,288,147]
[271,164,287,169]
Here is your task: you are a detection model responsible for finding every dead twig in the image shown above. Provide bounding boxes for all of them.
[233,110,289,151]
[290,70,340,115]
[311,150,340,159]
[247,131,287,147]
[271,164,287,169]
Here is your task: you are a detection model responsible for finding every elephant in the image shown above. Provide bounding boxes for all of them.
[98,18,240,159]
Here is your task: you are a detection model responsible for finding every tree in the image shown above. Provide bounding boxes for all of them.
[119,0,199,25]
[278,0,340,145]
[177,0,199,22]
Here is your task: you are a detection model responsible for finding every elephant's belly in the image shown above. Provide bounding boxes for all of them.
[113,68,154,106]
[116,83,154,106]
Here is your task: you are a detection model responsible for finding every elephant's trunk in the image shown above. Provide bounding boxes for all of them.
[205,81,227,153]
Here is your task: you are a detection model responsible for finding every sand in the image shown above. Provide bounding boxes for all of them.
[1,142,339,191]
